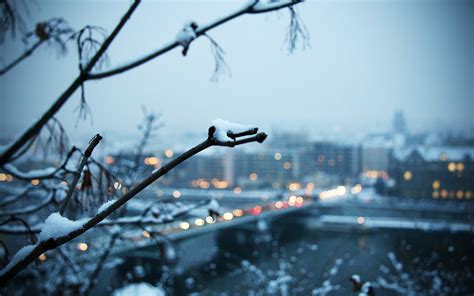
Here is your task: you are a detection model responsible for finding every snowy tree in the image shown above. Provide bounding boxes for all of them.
[0,0,308,291]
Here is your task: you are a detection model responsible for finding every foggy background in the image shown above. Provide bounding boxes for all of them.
[1,0,473,145]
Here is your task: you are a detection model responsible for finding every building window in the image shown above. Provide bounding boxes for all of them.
[403,171,412,181]
[447,162,456,172]
[440,190,448,199]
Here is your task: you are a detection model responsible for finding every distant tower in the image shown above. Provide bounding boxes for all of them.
[392,110,407,134]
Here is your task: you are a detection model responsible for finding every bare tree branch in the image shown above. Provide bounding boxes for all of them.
[0,0,141,166]
[0,17,75,76]
[0,0,303,166]
[0,39,43,75]
[0,124,267,284]
[0,190,55,217]
[59,134,102,215]
[86,0,304,80]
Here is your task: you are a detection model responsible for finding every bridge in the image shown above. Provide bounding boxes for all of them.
[114,188,474,259]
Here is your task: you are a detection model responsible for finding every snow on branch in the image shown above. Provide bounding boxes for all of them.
[38,212,87,242]
[0,122,267,284]
[2,164,58,180]
[0,0,141,167]
[210,119,256,141]
[249,0,304,14]
[86,0,305,80]
[175,20,198,56]
[0,0,301,168]
[209,119,265,146]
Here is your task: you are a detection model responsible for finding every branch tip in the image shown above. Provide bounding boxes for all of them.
[256,132,267,143]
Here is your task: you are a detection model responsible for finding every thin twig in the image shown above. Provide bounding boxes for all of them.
[86,0,304,80]
[0,125,267,284]
[0,0,141,166]
[59,134,102,215]
[0,40,43,75]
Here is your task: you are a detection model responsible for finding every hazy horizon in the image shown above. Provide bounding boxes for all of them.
[1,0,473,145]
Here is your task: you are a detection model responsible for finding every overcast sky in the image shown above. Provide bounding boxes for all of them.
[1,0,473,146]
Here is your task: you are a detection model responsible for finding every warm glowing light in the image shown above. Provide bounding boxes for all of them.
[456,162,464,172]
[233,209,244,217]
[275,201,283,209]
[283,162,292,170]
[288,182,300,191]
[357,217,365,224]
[288,196,296,206]
[179,222,190,230]
[466,191,472,199]
[249,173,258,181]
[31,179,40,186]
[0,173,6,182]
[172,190,181,198]
[165,149,174,158]
[233,187,242,194]
[336,186,346,196]
[143,231,151,238]
[195,218,205,226]
[296,196,304,204]
[38,253,47,261]
[5,174,13,182]
[77,243,88,251]
[274,152,282,160]
[114,181,122,190]
[306,182,315,190]
[251,206,262,216]
[105,156,114,164]
[447,162,456,172]
[351,184,362,194]
[144,157,160,166]
[223,212,234,220]
[456,190,464,199]
[206,216,216,224]
[403,171,412,181]
[440,189,448,199]
[199,181,210,189]
[432,180,440,190]
[213,180,228,189]
[432,191,439,199]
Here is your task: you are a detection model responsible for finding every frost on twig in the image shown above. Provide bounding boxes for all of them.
[210,119,261,143]
[0,122,268,284]
[175,20,198,56]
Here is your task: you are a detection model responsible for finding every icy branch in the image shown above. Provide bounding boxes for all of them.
[0,123,267,284]
[0,0,141,166]
[249,0,304,14]
[86,0,304,80]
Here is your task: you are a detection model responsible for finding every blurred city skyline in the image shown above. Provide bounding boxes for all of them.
[1,0,473,144]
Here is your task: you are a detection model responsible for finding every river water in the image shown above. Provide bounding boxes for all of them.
[115,212,474,295]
